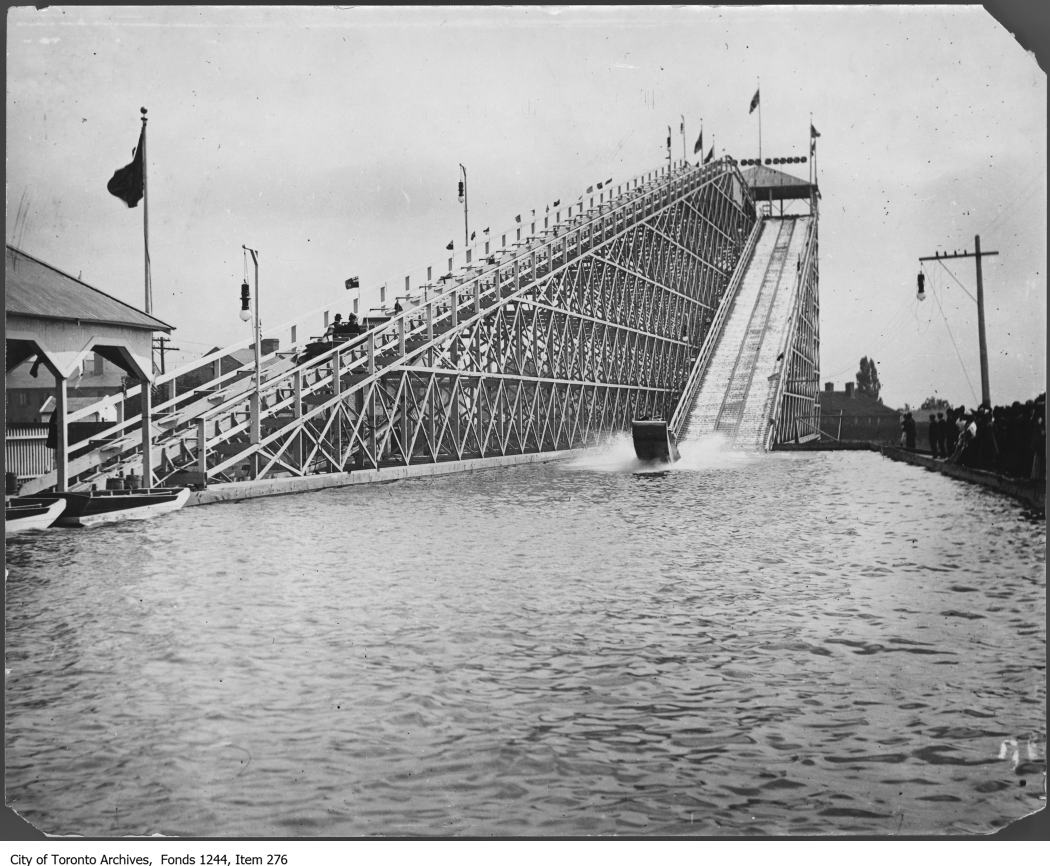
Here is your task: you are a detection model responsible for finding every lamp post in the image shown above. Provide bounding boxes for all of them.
[458,163,469,248]
[242,245,261,476]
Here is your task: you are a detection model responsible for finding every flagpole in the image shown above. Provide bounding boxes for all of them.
[808,114,813,187]
[459,163,469,248]
[140,106,152,317]
[757,79,762,163]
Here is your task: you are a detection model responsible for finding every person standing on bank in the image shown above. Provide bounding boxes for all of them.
[928,413,939,457]
[903,412,917,450]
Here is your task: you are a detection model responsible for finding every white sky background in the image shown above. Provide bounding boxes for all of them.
[6,4,1046,409]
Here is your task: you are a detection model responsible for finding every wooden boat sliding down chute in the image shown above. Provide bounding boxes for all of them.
[631,419,681,467]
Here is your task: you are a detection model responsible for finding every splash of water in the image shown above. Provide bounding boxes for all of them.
[563,431,756,474]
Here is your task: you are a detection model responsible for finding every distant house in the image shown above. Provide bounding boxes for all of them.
[818,381,900,442]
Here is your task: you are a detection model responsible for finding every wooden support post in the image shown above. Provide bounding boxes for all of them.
[54,376,68,492]
[293,369,303,472]
[401,372,410,465]
[196,417,208,476]
[140,378,153,487]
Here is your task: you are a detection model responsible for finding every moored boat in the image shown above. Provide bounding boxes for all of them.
[5,497,67,534]
[631,419,681,466]
[53,487,190,528]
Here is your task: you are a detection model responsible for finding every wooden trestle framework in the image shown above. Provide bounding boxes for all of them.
[766,214,821,447]
[21,158,807,495]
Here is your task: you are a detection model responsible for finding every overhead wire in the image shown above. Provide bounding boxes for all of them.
[926,266,979,405]
[936,258,977,304]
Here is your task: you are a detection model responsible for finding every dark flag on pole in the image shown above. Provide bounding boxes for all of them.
[749,89,760,114]
[666,126,671,148]
[345,276,360,290]
[693,128,703,155]
[107,126,145,208]
[703,145,715,164]
[810,123,821,139]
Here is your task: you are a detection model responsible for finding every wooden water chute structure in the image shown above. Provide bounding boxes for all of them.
[738,160,821,447]
[18,158,760,495]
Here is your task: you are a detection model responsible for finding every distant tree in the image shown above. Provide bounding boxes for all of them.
[855,356,881,401]
[919,395,951,411]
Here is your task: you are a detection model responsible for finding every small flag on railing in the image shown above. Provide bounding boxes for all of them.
[483,226,490,234]
[605,178,612,185]
[597,182,603,190]
[586,186,593,194]
[470,230,476,241]
[345,276,360,290]
[515,214,521,223]
[553,200,560,207]
[446,240,454,250]
[749,88,760,113]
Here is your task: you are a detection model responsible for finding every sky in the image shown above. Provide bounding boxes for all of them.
[6,4,1046,409]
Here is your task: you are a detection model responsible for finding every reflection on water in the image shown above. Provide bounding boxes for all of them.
[4,439,1046,837]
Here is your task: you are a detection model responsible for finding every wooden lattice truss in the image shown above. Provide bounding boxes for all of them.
[30,161,758,491]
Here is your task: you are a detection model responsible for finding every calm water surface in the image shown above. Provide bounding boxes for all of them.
[4,438,1046,837]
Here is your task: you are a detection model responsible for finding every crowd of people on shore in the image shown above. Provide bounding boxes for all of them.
[899,394,1046,479]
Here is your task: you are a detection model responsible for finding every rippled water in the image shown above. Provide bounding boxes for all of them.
[4,437,1046,837]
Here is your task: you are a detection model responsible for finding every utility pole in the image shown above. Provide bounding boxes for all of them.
[919,234,998,407]
[151,335,180,375]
